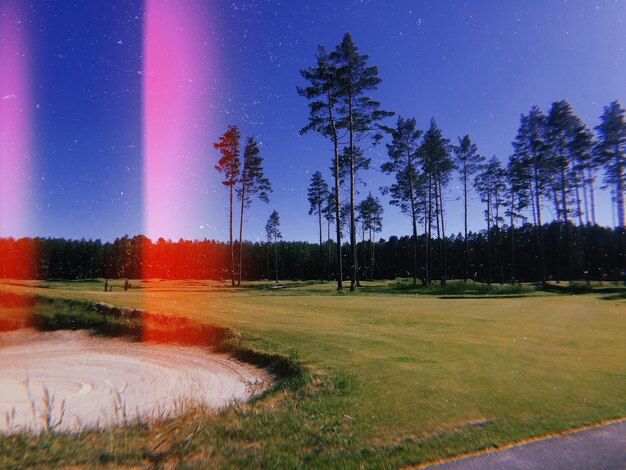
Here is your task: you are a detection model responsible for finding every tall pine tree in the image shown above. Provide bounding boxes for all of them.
[265,210,282,283]
[512,107,549,283]
[453,135,484,282]
[506,153,531,283]
[595,101,626,228]
[595,101,626,281]
[298,46,344,289]
[333,32,392,291]
[308,171,330,281]
[475,156,506,284]
[419,119,453,284]
[545,100,586,283]
[237,136,272,287]
[382,116,424,286]
[214,125,241,287]
[356,193,383,280]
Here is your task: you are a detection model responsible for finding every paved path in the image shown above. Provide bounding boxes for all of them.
[425,419,626,470]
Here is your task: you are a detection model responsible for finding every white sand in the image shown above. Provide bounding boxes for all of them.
[0,329,269,434]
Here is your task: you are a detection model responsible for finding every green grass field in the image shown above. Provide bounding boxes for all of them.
[1,279,625,468]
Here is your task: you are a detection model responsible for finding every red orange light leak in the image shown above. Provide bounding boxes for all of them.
[0,1,36,282]
[141,0,217,340]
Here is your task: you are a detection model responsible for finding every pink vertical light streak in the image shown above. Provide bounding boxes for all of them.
[143,0,214,241]
[0,0,32,237]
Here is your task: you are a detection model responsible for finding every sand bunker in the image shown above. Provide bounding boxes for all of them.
[0,329,269,434]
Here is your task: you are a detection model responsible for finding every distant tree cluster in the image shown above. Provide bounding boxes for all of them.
[0,222,623,284]
[213,125,272,287]
[507,100,626,284]
[300,32,626,288]
[299,32,391,291]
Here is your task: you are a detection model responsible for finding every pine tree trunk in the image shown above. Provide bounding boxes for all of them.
[533,163,546,283]
[327,220,332,281]
[434,177,442,284]
[588,168,597,225]
[238,187,246,288]
[616,146,625,228]
[423,198,428,285]
[350,173,358,290]
[370,227,374,280]
[463,167,469,282]
[615,145,625,283]
[575,174,584,226]
[274,238,278,283]
[438,177,447,285]
[494,193,502,284]
[327,92,343,290]
[531,187,537,226]
[348,87,359,291]
[229,184,235,287]
[510,193,516,284]
[487,195,492,285]
[426,175,432,284]
[582,171,591,225]
[560,165,574,285]
[357,227,367,280]
[266,243,270,280]
[407,158,418,286]
[318,205,323,281]
[553,190,561,222]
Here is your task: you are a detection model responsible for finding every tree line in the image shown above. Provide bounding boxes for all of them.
[213,126,273,287]
[300,32,626,289]
[0,222,623,283]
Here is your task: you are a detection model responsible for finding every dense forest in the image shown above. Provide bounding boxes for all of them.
[296,33,626,290]
[0,221,622,284]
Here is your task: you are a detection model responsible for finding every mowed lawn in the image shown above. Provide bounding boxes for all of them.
[2,280,625,467]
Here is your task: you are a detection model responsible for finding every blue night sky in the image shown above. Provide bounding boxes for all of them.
[2,0,625,242]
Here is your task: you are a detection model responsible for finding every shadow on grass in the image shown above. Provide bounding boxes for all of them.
[359,279,538,297]
[436,294,532,300]
[243,280,325,291]
[540,282,626,296]
[240,278,626,298]
[598,292,626,301]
